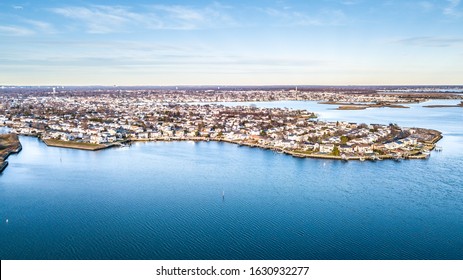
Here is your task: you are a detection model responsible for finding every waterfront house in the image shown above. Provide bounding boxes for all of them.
[339,144,354,153]
[384,140,405,150]
[354,144,373,154]
[403,137,418,146]
[319,143,334,153]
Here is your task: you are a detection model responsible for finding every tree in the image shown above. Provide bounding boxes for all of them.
[358,123,368,129]
[332,145,340,156]
[341,135,349,145]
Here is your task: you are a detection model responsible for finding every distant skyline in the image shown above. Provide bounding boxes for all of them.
[1,0,462,86]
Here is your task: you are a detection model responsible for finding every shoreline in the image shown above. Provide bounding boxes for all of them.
[31,134,441,161]
[318,101,411,110]
[41,138,118,151]
[423,104,463,108]
[0,161,8,173]
[0,134,22,173]
[216,139,433,161]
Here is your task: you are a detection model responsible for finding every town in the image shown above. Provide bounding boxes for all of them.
[0,89,443,164]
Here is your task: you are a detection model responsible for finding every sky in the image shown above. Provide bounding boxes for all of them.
[0,0,462,86]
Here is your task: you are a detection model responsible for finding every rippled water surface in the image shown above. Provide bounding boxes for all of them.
[1,101,462,259]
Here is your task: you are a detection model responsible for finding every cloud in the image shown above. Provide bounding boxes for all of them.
[418,1,434,11]
[262,8,321,26]
[23,20,56,34]
[0,19,56,36]
[393,36,463,47]
[151,5,205,21]
[50,5,138,34]
[443,0,462,17]
[0,25,34,36]
[260,7,347,26]
[144,4,236,30]
[49,4,235,33]
[341,0,361,5]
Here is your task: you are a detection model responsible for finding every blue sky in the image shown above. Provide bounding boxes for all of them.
[1,0,462,85]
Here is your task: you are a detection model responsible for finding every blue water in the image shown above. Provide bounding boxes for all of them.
[1,101,462,259]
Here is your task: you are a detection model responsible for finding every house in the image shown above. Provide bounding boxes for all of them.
[319,143,334,153]
[384,140,404,150]
[90,135,104,144]
[339,144,354,153]
[354,144,373,154]
[402,137,417,146]
[137,132,149,139]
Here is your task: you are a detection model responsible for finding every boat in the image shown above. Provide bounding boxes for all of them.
[359,156,365,162]
[435,146,443,152]
[341,154,348,161]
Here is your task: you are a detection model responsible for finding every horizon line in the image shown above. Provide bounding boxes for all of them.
[1,84,463,88]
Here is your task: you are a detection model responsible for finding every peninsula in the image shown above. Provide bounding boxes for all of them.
[0,88,445,162]
[423,101,463,108]
[0,133,22,173]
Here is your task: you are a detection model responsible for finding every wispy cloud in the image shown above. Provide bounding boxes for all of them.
[261,7,348,26]
[50,5,139,34]
[0,18,56,36]
[443,0,462,17]
[23,20,56,34]
[0,25,34,36]
[49,4,235,34]
[418,1,434,12]
[393,36,463,47]
[262,8,321,26]
[341,0,362,6]
[147,3,236,30]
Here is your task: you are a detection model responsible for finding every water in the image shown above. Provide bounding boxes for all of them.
[1,101,462,259]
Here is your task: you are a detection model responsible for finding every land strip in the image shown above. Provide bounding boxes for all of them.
[42,138,115,151]
[423,101,463,108]
[0,133,22,173]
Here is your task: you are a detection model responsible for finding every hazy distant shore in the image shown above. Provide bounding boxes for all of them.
[423,102,463,108]
[319,101,411,110]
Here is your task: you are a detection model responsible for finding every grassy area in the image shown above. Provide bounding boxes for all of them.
[0,134,18,147]
[43,138,107,150]
[293,150,314,155]
[0,134,21,159]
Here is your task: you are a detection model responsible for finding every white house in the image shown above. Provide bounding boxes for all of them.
[319,143,334,153]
